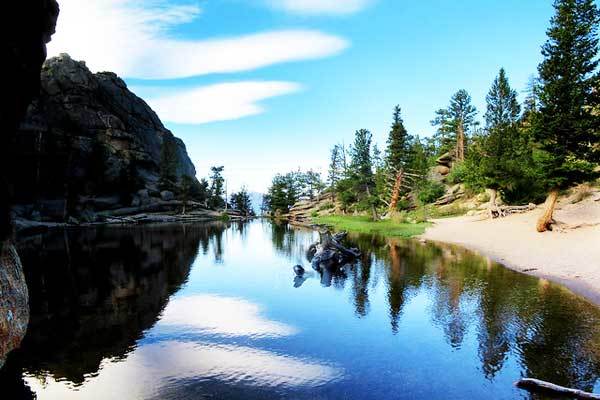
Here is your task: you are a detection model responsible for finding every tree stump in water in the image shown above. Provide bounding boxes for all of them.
[309,230,361,271]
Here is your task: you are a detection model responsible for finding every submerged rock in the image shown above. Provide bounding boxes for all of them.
[0,242,29,369]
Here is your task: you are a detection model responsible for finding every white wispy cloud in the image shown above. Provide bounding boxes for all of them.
[48,0,349,79]
[142,81,301,124]
[267,0,373,15]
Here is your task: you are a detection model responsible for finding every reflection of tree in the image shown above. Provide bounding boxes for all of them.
[387,243,407,334]
[212,226,224,263]
[7,224,211,385]
[351,252,372,317]
[191,223,227,262]
[269,221,316,262]
[514,284,600,392]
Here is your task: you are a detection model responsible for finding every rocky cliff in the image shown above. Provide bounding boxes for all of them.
[0,0,60,370]
[11,54,198,222]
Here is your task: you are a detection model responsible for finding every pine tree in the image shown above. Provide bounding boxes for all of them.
[180,174,194,214]
[208,166,226,209]
[431,90,478,161]
[471,69,524,215]
[350,129,374,182]
[533,0,600,232]
[328,144,344,189]
[485,68,521,129]
[384,106,413,213]
[349,129,378,220]
[231,186,254,216]
[264,173,299,214]
[385,106,412,172]
[522,75,542,119]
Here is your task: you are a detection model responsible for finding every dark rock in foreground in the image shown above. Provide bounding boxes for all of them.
[0,243,29,369]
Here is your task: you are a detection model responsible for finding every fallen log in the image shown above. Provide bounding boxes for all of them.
[491,204,536,218]
[515,378,600,399]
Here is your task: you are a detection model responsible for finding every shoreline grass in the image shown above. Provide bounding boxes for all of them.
[313,215,430,238]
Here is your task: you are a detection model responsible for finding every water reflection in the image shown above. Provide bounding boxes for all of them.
[1,220,600,399]
[24,341,343,400]
[158,295,297,338]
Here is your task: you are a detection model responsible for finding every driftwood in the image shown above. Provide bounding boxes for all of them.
[308,230,361,271]
[515,378,600,399]
[490,204,536,218]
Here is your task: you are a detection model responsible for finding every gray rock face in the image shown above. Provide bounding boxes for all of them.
[0,242,30,369]
[12,54,197,218]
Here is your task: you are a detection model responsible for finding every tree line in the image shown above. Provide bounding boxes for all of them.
[263,0,600,232]
[159,144,255,215]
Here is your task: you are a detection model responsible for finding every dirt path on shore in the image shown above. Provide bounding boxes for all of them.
[420,192,600,305]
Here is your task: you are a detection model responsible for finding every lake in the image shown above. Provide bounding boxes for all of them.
[2,220,600,399]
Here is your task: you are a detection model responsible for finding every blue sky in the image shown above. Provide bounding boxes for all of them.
[48,0,562,193]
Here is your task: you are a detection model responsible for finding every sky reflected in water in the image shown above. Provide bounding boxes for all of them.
[2,220,600,399]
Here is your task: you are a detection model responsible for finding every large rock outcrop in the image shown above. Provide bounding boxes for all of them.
[0,243,29,370]
[11,54,198,221]
[0,0,59,369]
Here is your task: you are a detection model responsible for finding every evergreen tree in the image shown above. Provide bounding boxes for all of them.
[328,144,344,189]
[533,0,600,231]
[196,178,210,204]
[485,68,521,128]
[467,69,541,209]
[230,186,254,216]
[372,144,383,171]
[383,106,414,213]
[350,129,374,182]
[405,136,431,184]
[208,166,226,209]
[431,90,478,160]
[349,129,378,219]
[300,170,325,200]
[522,75,542,119]
[264,173,299,214]
[385,105,412,172]
[159,138,178,192]
[180,174,194,214]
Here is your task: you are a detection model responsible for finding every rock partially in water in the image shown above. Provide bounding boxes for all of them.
[0,242,29,369]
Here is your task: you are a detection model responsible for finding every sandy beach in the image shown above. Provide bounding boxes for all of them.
[420,191,600,305]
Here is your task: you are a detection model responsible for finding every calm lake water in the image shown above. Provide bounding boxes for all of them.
[2,220,600,399]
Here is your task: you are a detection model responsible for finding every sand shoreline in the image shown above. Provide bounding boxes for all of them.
[420,193,600,306]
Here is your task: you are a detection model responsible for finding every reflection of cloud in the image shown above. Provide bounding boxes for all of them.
[49,0,348,79]
[25,341,343,398]
[158,295,297,338]
[144,82,301,124]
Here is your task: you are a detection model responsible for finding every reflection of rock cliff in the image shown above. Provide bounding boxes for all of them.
[11,54,198,222]
[5,224,205,385]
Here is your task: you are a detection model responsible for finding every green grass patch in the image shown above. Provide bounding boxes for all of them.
[313,215,430,238]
